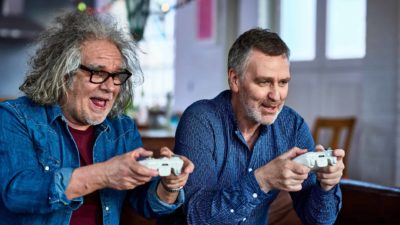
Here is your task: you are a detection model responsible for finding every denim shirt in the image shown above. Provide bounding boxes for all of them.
[169,90,342,225]
[0,96,184,225]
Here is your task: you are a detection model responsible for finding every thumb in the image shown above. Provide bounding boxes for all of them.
[130,148,153,160]
[281,147,308,160]
[314,144,325,152]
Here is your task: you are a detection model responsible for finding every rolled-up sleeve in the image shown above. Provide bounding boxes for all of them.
[49,168,83,210]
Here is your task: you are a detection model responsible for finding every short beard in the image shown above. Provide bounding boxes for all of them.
[84,117,104,126]
[239,91,283,125]
[73,109,106,127]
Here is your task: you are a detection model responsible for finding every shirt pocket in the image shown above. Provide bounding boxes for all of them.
[32,125,61,172]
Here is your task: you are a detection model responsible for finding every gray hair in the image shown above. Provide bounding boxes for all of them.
[227,28,290,79]
[19,11,143,117]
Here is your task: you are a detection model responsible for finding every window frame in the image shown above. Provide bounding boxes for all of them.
[274,0,366,72]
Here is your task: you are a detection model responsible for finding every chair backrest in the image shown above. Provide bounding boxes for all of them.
[312,116,356,178]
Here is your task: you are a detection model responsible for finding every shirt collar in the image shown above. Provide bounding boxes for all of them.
[46,104,110,132]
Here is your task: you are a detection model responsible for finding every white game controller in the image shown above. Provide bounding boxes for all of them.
[293,149,337,170]
[139,155,184,176]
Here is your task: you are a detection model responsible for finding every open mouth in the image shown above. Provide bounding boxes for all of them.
[90,97,109,109]
[261,103,279,114]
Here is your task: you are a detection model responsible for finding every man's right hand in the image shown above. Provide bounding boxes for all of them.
[66,148,159,199]
[103,148,159,190]
[254,147,311,193]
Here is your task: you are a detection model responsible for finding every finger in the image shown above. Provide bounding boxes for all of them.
[333,149,345,158]
[290,161,311,175]
[180,156,195,174]
[321,163,343,173]
[159,147,174,157]
[130,170,155,183]
[161,177,186,189]
[133,162,159,177]
[317,175,341,187]
[316,169,342,180]
[280,180,303,192]
[315,144,325,151]
[292,170,310,180]
[122,177,147,187]
[131,148,154,159]
[281,147,308,160]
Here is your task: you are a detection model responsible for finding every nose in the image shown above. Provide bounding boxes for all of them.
[267,85,280,101]
[99,76,117,92]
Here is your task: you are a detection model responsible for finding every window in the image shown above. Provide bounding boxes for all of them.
[276,0,366,61]
[110,0,175,110]
[280,0,316,61]
[326,0,366,59]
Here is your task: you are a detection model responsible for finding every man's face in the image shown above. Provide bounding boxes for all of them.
[236,50,290,125]
[62,39,123,130]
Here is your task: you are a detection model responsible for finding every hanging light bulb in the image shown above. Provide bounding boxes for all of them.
[160,3,170,13]
[77,2,87,11]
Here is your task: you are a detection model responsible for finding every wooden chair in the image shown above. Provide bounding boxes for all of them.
[312,116,356,178]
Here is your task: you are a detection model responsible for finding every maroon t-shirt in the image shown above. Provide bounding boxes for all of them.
[68,126,103,225]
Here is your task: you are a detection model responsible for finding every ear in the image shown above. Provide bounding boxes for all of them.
[228,69,240,93]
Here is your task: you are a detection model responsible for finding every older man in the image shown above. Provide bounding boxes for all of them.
[0,11,193,225]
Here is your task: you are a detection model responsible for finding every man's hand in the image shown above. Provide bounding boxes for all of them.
[254,147,311,193]
[66,148,158,199]
[314,145,345,191]
[156,147,195,204]
[103,148,159,190]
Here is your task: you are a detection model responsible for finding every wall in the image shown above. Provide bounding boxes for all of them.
[174,0,233,112]
[360,0,399,185]
[0,39,32,97]
[0,0,72,98]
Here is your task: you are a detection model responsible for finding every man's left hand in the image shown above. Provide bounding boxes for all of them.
[156,147,194,204]
[315,145,345,191]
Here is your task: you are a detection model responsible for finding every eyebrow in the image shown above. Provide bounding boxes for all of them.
[85,64,127,72]
[255,76,291,82]
[281,77,291,82]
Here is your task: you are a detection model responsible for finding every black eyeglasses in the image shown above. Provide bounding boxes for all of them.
[78,64,132,85]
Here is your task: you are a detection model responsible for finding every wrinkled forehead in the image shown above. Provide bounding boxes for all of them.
[80,39,124,67]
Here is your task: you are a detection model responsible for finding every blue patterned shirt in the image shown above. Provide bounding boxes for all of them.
[171,90,341,225]
[0,96,184,225]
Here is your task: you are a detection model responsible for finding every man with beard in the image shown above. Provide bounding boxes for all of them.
[0,11,194,225]
[159,28,344,225]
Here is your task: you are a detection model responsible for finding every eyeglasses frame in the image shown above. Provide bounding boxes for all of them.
[78,64,132,85]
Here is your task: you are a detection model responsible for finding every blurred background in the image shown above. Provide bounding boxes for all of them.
[0,0,399,188]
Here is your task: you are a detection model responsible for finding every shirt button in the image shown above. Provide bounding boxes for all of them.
[230,209,234,213]
[252,193,258,198]
[248,168,253,172]
[242,218,247,221]
[44,166,50,171]
[105,206,109,211]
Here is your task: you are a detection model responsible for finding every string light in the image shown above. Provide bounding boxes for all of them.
[77,2,87,12]
[73,0,193,15]
[73,1,114,14]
